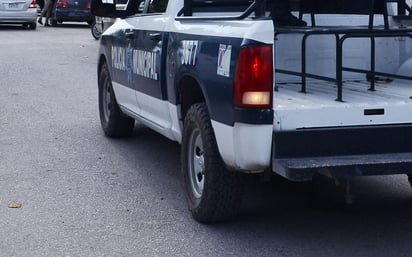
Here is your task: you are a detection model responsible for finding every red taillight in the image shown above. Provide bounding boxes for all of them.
[233,45,273,108]
[56,0,68,7]
[29,0,36,8]
[86,1,91,8]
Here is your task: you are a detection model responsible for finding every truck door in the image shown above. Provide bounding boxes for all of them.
[125,0,170,128]
[109,0,145,113]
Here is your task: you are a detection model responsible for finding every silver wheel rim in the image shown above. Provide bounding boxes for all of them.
[188,128,205,199]
[102,79,111,123]
[92,24,102,38]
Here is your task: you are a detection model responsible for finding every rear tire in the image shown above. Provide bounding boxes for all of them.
[407,174,412,187]
[181,103,244,223]
[98,62,134,137]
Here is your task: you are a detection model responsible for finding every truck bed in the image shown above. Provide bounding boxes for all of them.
[273,79,412,130]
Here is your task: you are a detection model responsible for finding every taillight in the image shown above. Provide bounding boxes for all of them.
[29,0,36,8]
[233,45,273,108]
[86,1,91,8]
[56,0,68,7]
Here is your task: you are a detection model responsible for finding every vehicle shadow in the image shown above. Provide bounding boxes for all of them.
[0,23,89,30]
[0,24,34,30]
[109,125,412,255]
[226,174,412,255]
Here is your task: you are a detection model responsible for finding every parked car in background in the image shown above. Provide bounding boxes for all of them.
[0,0,37,29]
[90,16,115,39]
[90,0,125,39]
[50,0,93,26]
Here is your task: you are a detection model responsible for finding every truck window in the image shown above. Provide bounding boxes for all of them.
[148,0,168,13]
[191,0,253,13]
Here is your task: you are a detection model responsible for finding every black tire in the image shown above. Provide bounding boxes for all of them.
[98,63,134,137]
[181,103,244,223]
[28,22,36,30]
[91,21,102,40]
[407,174,412,187]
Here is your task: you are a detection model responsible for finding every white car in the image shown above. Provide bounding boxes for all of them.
[0,0,37,29]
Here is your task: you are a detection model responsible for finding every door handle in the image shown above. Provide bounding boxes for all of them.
[149,33,161,41]
[125,29,134,39]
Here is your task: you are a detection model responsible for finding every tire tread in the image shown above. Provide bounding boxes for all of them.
[182,103,244,223]
[98,63,134,138]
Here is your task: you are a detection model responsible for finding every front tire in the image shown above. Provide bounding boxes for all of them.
[98,63,134,137]
[181,103,244,223]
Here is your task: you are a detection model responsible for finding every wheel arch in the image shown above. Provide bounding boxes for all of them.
[178,75,207,124]
[97,54,108,87]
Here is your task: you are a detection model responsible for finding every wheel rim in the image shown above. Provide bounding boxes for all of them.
[102,78,112,123]
[92,24,102,39]
[188,128,205,199]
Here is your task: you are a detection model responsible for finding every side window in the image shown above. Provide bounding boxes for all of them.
[147,0,168,13]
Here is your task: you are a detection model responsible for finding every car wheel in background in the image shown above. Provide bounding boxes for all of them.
[91,20,102,40]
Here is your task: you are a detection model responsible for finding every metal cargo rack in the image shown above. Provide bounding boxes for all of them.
[274,0,412,102]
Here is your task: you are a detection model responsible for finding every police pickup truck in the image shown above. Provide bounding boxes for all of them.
[91,0,412,222]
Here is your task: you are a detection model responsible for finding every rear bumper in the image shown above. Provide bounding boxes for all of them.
[54,9,93,22]
[272,124,412,181]
[0,10,37,23]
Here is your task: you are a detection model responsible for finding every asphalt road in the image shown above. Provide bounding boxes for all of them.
[1,23,412,257]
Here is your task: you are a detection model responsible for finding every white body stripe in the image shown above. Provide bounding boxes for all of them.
[113,82,182,142]
[112,81,139,113]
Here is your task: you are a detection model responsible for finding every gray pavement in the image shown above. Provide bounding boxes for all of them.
[1,23,412,257]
